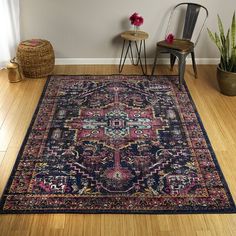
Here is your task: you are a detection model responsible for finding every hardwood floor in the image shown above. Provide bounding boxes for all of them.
[0,65,236,236]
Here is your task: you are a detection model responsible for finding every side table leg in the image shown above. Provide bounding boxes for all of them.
[135,40,142,66]
[129,42,135,65]
[143,40,147,75]
[135,41,146,75]
[119,40,131,73]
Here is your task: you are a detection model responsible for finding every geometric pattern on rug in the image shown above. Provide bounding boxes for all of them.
[0,75,235,214]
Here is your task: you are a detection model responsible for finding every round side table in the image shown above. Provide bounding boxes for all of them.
[119,30,149,75]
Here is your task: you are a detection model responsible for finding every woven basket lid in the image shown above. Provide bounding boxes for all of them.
[19,39,50,49]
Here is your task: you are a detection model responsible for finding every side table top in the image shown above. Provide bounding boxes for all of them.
[121,31,149,41]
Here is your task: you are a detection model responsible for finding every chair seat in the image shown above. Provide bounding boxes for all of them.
[157,39,194,52]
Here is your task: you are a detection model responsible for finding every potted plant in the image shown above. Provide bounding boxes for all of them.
[208,12,236,96]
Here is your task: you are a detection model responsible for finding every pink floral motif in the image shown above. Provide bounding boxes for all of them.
[129,12,144,27]
[165,33,175,44]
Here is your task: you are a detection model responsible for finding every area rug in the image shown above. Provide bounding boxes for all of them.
[0,75,235,214]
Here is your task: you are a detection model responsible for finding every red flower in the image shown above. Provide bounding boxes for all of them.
[129,12,144,27]
[129,13,138,23]
[165,33,174,44]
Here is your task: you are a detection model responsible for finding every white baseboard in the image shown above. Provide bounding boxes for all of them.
[55,58,219,65]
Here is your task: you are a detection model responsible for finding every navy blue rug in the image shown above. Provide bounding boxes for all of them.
[0,75,235,214]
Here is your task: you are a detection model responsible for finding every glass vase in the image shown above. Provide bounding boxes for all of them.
[133,25,139,36]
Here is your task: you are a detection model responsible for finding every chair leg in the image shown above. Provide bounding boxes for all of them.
[191,51,198,78]
[151,46,159,76]
[170,54,176,71]
[178,54,187,90]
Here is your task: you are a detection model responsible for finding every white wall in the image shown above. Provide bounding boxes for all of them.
[20,0,236,62]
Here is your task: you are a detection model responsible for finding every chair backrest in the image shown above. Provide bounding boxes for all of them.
[166,2,208,45]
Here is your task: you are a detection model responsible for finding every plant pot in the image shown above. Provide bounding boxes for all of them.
[217,66,236,96]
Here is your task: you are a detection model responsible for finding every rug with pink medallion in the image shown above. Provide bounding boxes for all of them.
[0,75,235,214]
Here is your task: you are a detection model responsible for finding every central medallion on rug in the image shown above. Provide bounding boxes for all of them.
[0,75,235,214]
[64,82,168,193]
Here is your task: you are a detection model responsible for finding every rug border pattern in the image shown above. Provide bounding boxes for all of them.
[0,74,235,214]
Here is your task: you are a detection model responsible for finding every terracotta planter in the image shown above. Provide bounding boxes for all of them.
[217,66,236,96]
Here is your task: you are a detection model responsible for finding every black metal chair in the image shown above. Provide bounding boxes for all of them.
[151,3,208,88]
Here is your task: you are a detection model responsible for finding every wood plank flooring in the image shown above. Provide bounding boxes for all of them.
[0,65,236,236]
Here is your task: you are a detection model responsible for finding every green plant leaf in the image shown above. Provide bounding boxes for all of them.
[215,32,223,52]
[231,14,236,71]
[207,28,223,53]
[218,14,225,39]
[231,47,236,71]
[231,12,236,48]
[226,29,230,61]
[208,13,236,72]
[207,28,216,42]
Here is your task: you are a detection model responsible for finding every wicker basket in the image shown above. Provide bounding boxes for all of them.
[16,39,55,78]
